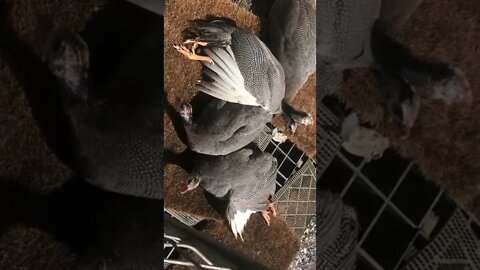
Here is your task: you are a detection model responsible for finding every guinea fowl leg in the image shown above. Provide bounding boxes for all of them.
[260,210,271,226]
[173,44,213,63]
[267,200,277,217]
[261,198,277,226]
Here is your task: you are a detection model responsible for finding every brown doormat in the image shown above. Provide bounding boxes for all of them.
[335,0,480,215]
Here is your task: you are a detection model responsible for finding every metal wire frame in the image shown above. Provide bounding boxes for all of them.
[318,97,480,270]
[164,234,232,270]
[164,214,270,270]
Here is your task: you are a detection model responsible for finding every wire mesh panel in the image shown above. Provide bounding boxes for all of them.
[254,125,275,151]
[275,159,316,236]
[165,208,204,227]
[317,103,342,177]
[403,209,480,270]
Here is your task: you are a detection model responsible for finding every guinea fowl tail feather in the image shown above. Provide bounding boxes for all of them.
[227,208,255,241]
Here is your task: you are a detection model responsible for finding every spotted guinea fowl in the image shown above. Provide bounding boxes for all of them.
[47,19,163,199]
[268,0,316,101]
[317,0,381,98]
[268,0,316,131]
[371,20,472,105]
[178,98,271,156]
[318,0,471,135]
[181,146,278,241]
[318,0,471,104]
[174,19,312,132]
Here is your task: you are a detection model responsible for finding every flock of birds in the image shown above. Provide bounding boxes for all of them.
[173,0,316,240]
[172,0,474,242]
[0,0,474,268]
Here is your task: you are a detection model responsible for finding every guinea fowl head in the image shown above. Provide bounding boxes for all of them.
[180,176,201,194]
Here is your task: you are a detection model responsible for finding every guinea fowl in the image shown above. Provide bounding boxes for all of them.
[179,98,271,156]
[318,0,471,134]
[268,0,316,101]
[317,0,381,98]
[181,147,278,241]
[46,13,163,199]
[268,0,316,131]
[317,0,470,102]
[371,20,472,105]
[174,19,312,132]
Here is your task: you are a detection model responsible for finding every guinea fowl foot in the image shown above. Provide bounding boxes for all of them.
[267,200,277,217]
[261,199,277,226]
[173,44,213,63]
[179,103,193,125]
[261,210,272,226]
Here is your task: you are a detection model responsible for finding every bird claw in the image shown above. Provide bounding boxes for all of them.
[267,200,277,217]
[261,210,271,226]
[260,198,277,225]
[173,43,213,63]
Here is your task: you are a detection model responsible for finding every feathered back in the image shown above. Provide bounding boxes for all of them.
[230,28,285,113]
[268,0,316,99]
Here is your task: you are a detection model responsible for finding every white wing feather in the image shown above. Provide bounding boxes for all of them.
[198,46,259,106]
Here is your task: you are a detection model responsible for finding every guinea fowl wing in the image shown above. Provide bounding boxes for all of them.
[230,28,285,113]
[177,20,285,113]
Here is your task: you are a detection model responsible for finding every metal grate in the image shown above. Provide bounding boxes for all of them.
[317,102,342,178]
[274,159,316,236]
[165,208,204,227]
[403,209,480,270]
[254,125,275,151]
[263,124,310,191]
[318,95,480,270]
[164,233,232,270]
